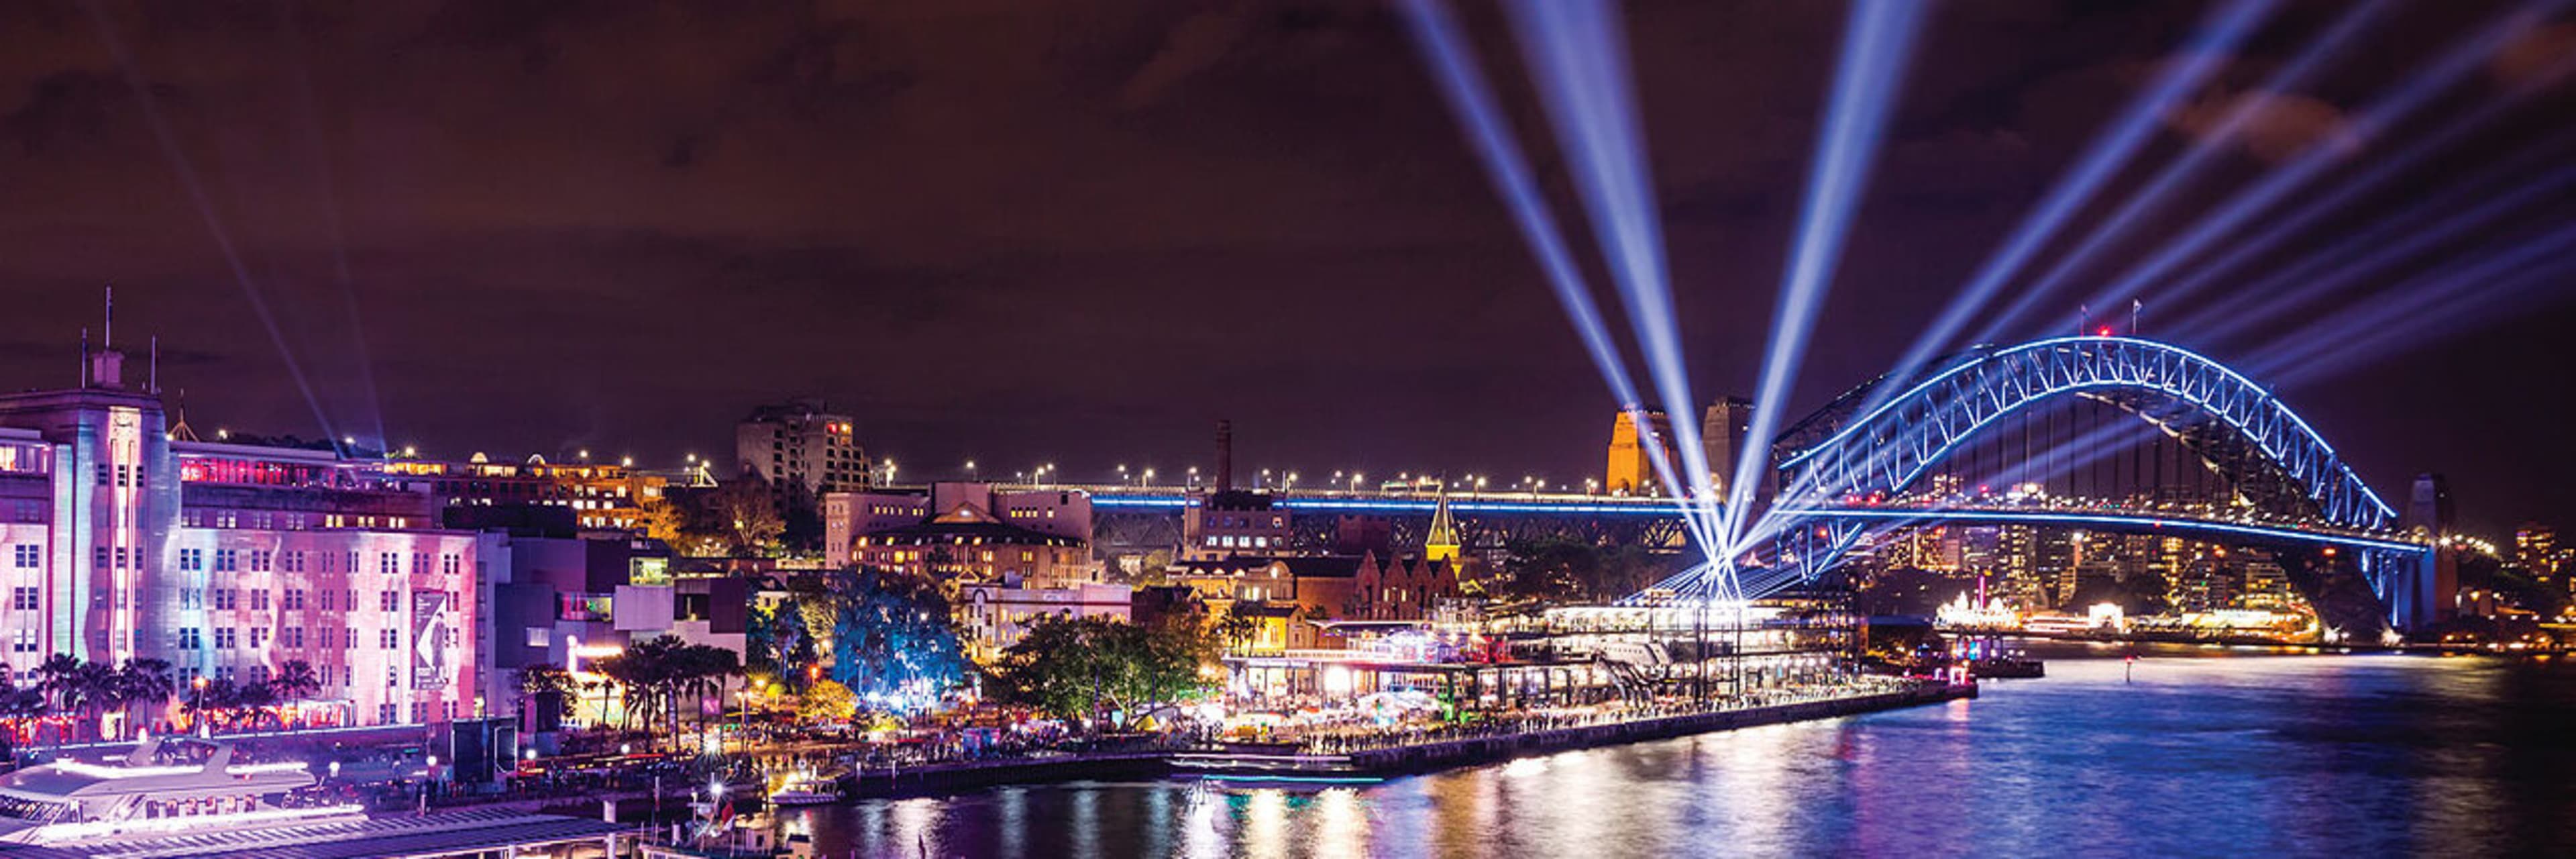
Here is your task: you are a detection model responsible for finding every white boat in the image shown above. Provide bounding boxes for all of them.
[765,772,842,806]
[0,736,361,846]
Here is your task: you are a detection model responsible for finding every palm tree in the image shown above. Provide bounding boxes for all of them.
[514,665,576,726]
[69,661,119,742]
[34,654,80,715]
[115,658,174,740]
[270,660,322,701]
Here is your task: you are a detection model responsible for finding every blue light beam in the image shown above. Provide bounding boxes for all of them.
[1395,0,1719,551]
[1725,0,1931,556]
[1971,0,2390,346]
[2055,0,2570,333]
[1505,0,1728,564]
[1860,0,2280,421]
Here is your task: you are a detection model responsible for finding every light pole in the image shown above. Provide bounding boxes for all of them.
[191,676,207,736]
[966,460,977,481]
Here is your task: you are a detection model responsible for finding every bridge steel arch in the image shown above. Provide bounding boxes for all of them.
[1776,336,2396,527]
[1758,336,2430,627]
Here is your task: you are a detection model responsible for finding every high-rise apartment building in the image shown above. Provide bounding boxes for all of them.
[735,399,867,499]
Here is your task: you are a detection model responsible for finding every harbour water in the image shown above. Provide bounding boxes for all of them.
[778,643,2576,857]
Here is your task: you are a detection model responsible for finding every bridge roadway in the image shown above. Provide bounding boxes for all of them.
[991,483,2423,558]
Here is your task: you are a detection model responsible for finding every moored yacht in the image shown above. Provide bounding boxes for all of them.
[0,736,360,845]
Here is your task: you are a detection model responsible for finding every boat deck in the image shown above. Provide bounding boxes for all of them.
[50,808,629,859]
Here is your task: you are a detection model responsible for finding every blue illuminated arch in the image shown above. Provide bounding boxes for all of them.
[1774,336,2397,530]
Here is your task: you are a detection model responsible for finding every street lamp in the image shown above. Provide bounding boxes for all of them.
[192,676,208,736]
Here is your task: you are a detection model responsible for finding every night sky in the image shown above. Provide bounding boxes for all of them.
[1,1,2570,536]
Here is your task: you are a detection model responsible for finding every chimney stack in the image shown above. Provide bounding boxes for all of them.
[1214,419,1234,493]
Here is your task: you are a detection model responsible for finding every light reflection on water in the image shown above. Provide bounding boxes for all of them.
[780,646,2576,857]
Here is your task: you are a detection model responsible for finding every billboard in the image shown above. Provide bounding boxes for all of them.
[413,590,451,689]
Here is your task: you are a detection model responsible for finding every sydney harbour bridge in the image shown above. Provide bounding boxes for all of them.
[1074,335,2436,631]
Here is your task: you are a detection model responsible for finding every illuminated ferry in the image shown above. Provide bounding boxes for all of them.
[0,737,360,846]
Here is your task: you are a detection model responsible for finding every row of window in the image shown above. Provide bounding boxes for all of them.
[178,509,417,531]
[175,624,455,652]
[168,549,463,576]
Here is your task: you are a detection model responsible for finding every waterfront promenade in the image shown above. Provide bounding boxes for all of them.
[833,678,1975,797]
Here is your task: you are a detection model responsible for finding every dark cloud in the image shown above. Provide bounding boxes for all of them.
[0,0,2570,534]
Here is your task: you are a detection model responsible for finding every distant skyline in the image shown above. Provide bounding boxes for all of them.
[1,1,2570,536]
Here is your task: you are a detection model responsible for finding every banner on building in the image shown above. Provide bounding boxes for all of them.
[413,590,451,689]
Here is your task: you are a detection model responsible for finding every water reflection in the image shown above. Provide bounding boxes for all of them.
[796,647,2576,856]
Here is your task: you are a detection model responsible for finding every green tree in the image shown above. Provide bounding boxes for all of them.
[986,615,1221,729]
[798,679,857,723]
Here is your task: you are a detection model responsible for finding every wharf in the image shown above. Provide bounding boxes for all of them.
[835,682,1977,796]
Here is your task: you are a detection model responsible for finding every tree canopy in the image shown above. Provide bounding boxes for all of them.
[985,615,1222,727]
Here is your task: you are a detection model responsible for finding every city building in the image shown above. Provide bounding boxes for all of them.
[1182,489,1293,561]
[2516,522,2560,585]
[388,454,666,531]
[1701,397,1754,497]
[957,581,1133,662]
[0,339,478,730]
[453,505,756,719]
[823,483,1095,583]
[842,507,1095,589]
[735,399,867,501]
[1604,408,1677,496]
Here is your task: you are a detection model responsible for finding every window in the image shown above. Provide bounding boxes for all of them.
[215,549,238,572]
[7,629,32,652]
[283,589,305,610]
[93,546,108,568]
[385,665,399,688]
[213,627,235,649]
[248,627,268,648]
[249,550,271,572]
[319,590,334,611]
[441,554,461,576]
[378,703,397,725]
[345,627,358,650]
[178,548,201,571]
[176,628,201,649]
[9,588,34,611]
[13,545,36,568]
[525,626,550,648]
[250,589,270,611]
[380,628,398,649]
[378,552,397,574]
[380,591,399,613]
[283,626,303,648]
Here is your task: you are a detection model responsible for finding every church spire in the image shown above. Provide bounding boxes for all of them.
[1425,490,1461,565]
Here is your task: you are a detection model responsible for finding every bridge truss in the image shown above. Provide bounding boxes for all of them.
[1710,336,2429,627]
